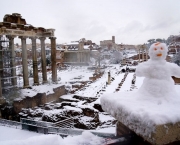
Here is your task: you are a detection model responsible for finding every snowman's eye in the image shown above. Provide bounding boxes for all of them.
[161,47,163,50]
[154,48,157,50]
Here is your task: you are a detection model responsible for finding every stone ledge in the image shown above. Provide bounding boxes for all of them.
[100,92,180,145]
[116,120,180,145]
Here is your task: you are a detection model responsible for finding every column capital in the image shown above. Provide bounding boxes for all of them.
[49,37,56,40]
[29,37,37,41]
[39,37,46,41]
[19,36,28,40]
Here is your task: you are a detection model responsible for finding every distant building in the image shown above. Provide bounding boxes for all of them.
[60,38,99,65]
[100,36,119,50]
[119,44,136,50]
[56,46,65,66]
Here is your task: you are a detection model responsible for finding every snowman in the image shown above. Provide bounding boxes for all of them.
[135,42,180,100]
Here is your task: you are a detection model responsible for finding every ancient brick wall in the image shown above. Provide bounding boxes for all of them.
[13,85,66,114]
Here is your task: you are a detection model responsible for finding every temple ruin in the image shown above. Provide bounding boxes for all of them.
[0,13,57,99]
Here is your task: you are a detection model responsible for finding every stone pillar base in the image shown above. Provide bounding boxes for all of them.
[52,81,58,84]
[101,92,180,145]
[23,85,31,89]
[33,83,39,86]
[42,81,48,84]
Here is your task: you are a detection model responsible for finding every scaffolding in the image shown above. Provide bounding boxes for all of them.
[0,35,19,103]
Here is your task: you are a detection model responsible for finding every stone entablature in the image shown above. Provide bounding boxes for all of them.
[0,13,54,37]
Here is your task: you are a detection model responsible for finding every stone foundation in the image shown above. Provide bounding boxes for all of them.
[13,85,66,114]
[116,121,180,145]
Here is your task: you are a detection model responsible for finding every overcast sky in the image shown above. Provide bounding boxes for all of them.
[1,0,180,45]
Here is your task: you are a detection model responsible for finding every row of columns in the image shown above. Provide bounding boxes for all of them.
[77,52,90,62]
[138,46,148,62]
[6,36,57,88]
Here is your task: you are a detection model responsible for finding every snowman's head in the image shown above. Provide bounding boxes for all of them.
[148,42,168,61]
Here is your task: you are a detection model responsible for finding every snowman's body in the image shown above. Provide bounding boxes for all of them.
[136,42,180,99]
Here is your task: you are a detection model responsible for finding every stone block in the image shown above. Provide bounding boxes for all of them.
[101,92,180,145]
[116,121,180,145]
[13,86,66,114]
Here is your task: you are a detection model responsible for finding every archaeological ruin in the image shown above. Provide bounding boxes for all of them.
[0,13,57,101]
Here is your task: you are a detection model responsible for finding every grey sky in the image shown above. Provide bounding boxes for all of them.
[1,0,180,45]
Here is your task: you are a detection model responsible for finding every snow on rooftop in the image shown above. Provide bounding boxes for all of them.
[56,47,65,51]
[84,45,90,50]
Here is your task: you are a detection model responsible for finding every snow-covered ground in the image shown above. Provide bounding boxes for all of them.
[1,63,137,144]
[2,54,180,145]
[0,126,106,145]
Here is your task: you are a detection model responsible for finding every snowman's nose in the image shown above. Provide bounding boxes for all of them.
[157,53,162,57]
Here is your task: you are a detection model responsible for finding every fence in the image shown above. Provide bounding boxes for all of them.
[0,118,21,129]
[20,118,53,127]
[53,117,74,128]
[0,118,117,138]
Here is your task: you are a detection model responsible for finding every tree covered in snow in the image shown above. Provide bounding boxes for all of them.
[110,50,123,64]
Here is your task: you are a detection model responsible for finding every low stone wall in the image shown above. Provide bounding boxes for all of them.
[116,121,180,145]
[101,92,180,145]
[13,85,66,114]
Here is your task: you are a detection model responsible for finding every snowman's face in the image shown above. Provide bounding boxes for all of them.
[148,42,168,60]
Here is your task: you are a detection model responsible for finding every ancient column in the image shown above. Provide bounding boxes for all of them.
[142,46,144,62]
[85,53,87,62]
[88,53,90,62]
[0,76,5,105]
[30,37,39,85]
[7,35,17,87]
[39,37,47,84]
[138,48,140,62]
[108,71,111,85]
[19,36,29,88]
[0,36,2,98]
[0,77,2,98]
[78,52,80,62]
[49,37,57,83]
[146,47,148,60]
[80,52,82,62]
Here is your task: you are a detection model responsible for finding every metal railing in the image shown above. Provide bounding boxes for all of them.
[0,118,21,129]
[0,118,116,138]
[20,118,53,127]
[48,127,83,136]
[53,118,74,128]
